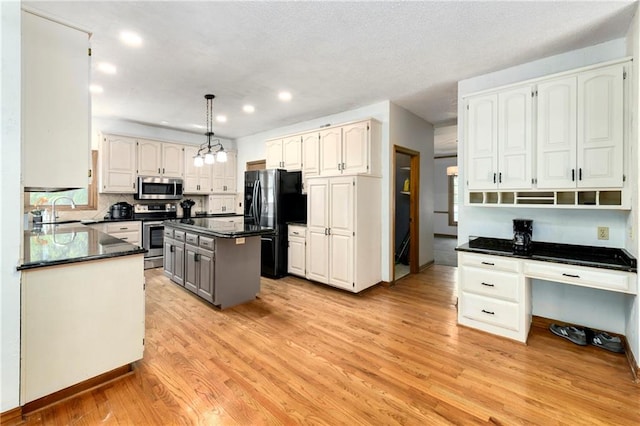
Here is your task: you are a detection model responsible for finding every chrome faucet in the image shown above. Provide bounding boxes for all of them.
[51,196,77,222]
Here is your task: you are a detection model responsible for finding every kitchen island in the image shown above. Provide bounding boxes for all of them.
[163,218,274,309]
[18,224,146,408]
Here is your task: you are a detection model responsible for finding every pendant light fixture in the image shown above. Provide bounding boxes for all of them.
[193,93,227,167]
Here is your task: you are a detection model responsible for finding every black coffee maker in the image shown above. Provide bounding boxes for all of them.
[513,219,533,254]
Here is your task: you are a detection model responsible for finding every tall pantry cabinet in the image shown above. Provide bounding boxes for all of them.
[306,175,381,292]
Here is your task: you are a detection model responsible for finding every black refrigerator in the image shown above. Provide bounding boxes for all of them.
[244,169,307,278]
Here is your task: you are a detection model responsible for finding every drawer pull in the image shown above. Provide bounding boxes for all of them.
[293,231,299,235]
[481,309,495,315]
[481,261,495,266]
[121,237,128,240]
[120,227,128,230]
[481,282,495,287]
[562,273,580,278]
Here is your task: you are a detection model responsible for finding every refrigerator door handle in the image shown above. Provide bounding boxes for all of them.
[256,179,262,223]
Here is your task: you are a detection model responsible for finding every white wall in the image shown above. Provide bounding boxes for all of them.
[625,4,640,365]
[1,0,22,412]
[434,156,457,236]
[457,38,634,337]
[389,103,435,269]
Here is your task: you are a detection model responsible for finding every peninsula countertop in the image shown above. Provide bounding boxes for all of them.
[164,218,275,239]
[18,223,146,271]
[456,237,637,272]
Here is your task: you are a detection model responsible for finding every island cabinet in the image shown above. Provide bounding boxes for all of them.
[163,220,267,308]
[306,175,381,292]
[163,229,185,286]
[22,11,90,191]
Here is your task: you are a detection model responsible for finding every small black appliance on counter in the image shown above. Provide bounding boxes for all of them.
[513,219,533,254]
[180,199,196,219]
[108,202,133,220]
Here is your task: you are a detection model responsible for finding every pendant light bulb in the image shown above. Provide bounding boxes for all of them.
[194,155,204,167]
[204,151,215,164]
[216,149,227,163]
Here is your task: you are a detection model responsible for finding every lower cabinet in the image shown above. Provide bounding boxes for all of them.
[287,225,306,277]
[163,235,185,286]
[184,242,215,303]
[207,194,236,214]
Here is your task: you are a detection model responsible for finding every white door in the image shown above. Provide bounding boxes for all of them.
[342,122,369,174]
[577,64,624,188]
[306,178,329,283]
[101,135,137,193]
[265,139,283,169]
[222,195,236,213]
[282,135,302,170]
[207,195,224,214]
[162,143,184,177]
[211,160,225,192]
[183,146,201,193]
[302,131,320,177]
[223,151,237,192]
[137,139,162,176]
[498,86,533,189]
[319,128,342,176]
[328,177,354,289]
[467,94,498,190]
[287,237,305,277]
[536,76,577,189]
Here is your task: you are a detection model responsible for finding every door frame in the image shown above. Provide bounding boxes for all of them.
[392,145,420,282]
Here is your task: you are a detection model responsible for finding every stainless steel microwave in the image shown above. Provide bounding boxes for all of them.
[135,176,184,200]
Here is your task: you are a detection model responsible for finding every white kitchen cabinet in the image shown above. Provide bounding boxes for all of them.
[137,140,184,178]
[467,87,533,190]
[537,64,624,189]
[319,120,381,177]
[207,195,236,214]
[22,11,91,191]
[266,136,303,170]
[287,225,306,278]
[183,145,212,194]
[21,254,144,404]
[99,134,137,193]
[212,151,237,193]
[301,131,320,192]
[306,175,381,292]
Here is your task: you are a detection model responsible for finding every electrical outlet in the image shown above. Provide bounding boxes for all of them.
[598,226,609,240]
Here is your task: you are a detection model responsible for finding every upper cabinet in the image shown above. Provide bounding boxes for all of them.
[99,134,137,193]
[211,151,237,193]
[537,65,624,189]
[319,119,381,177]
[183,145,212,194]
[266,136,302,170]
[137,140,184,178]
[22,11,90,191]
[465,60,628,208]
[467,87,534,191]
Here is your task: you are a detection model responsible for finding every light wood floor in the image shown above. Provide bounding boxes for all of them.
[14,265,640,425]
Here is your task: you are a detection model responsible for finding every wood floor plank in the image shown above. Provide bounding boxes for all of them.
[9,264,639,425]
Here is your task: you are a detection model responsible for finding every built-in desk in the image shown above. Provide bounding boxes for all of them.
[456,238,637,343]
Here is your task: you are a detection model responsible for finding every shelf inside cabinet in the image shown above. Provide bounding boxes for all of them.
[467,189,625,209]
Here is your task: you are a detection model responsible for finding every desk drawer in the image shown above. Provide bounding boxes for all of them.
[460,292,520,332]
[460,266,520,302]
[524,261,636,294]
[460,252,520,273]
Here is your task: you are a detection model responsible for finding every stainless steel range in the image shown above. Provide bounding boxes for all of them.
[134,203,177,269]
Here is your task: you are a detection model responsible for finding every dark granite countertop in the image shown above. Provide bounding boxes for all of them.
[456,237,637,272]
[164,218,275,239]
[18,224,146,271]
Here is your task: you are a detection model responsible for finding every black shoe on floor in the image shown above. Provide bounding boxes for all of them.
[549,323,587,346]
[591,331,625,353]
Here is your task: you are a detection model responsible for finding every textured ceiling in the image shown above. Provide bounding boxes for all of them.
[23,1,637,151]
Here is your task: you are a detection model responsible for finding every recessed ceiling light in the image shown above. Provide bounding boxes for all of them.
[160,120,169,125]
[216,115,227,123]
[193,124,206,129]
[89,84,104,94]
[243,105,255,113]
[120,31,142,47]
[97,62,117,74]
[278,91,292,101]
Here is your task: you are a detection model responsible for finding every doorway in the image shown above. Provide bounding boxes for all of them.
[393,146,420,282]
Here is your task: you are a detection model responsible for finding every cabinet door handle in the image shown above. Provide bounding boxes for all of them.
[572,169,575,181]
[481,282,495,287]
[158,168,161,173]
[163,168,165,174]
[194,253,200,262]
[293,231,299,235]
[170,245,174,252]
[342,162,345,170]
[324,228,328,235]
[499,172,502,183]
[338,163,341,171]
[481,261,495,266]
[562,273,580,278]
[578,168,582,181]
[481,309,495,315]
[493,173,496,184]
